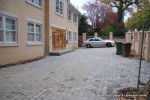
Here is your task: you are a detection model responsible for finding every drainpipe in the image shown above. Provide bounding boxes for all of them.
[44,0,50,56]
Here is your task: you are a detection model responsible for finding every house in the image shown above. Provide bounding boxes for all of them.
[0,0,80,66]
[47,0,80,53]
[0,0,45,66]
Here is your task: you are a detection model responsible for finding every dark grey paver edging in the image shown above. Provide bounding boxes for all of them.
[0,56,45,69]
[49,49,77,56]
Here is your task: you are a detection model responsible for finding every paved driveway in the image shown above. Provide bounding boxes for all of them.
[0,47,150,100]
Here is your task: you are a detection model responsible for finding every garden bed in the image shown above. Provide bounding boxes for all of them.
[118,80,150,100]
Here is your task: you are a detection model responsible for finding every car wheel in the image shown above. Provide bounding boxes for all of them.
[106,42,112,47]
[86,44,91,48]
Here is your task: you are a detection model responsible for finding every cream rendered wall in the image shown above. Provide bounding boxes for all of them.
[0,0,45,66]
[66,16,78,50]
[49,0,78,52]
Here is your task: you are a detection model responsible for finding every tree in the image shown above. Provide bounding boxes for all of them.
[82,1,118,35]
[78,15,89,36]
[101,0,144,34]
[125,1,150,30]
[101,11,121,36]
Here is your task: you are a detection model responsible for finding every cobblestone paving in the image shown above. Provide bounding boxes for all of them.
[0,47,150,100]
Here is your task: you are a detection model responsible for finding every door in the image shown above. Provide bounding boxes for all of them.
[52,28,66,51]
[88,38,96,47]
[94,38,103,47]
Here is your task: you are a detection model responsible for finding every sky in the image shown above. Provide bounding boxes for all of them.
[70,0,93,14]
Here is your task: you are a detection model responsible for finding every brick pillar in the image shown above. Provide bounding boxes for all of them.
[109,32,113,40]
[82,33,86,41]
[144,32,150,62]
[136,32,143,55]
[94,32,98,38]
[125,32,132,43]
[132,32,138,51]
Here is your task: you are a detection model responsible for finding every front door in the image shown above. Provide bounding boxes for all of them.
[52,28,66,51]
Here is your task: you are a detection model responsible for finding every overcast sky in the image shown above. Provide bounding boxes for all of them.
[70,0,93,13]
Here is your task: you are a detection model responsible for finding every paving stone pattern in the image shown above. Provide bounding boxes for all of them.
[0,47,150,100]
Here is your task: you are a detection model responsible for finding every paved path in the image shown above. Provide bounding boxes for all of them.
[0,47,150,100]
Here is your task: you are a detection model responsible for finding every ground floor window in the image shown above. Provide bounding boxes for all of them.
[27,22,42,43]
[0,15,17,44]
[73,32,78,42]
[67,31,71,43]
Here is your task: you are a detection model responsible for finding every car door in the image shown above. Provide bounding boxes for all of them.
[88,38,96,47]
[94,39,103,47]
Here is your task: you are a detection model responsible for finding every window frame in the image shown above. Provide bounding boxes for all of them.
[67,10,72,21]
[27,0,42,8]
[27,21,42,44]
[56,0,64,16]
[73,32,78,43]
[73,13,77,23]
[67,31,72,43]
[0,15,17,44]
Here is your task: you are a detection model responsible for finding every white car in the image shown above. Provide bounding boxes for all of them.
[83,37,115,48]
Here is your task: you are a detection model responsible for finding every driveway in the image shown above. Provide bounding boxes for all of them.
[0,47,150,100]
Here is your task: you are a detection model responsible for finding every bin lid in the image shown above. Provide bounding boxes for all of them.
[122,42,132,45]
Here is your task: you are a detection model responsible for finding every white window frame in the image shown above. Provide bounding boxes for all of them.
[73,32,78,43]
[56,0,64,16]
[27,0,42,8]
[27,21,42,45]
[73,13,77,23]
[0,15,17,44]
[67,31,72,43]
[67,10,72,21]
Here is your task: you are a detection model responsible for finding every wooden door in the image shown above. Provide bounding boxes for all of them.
[52,28,66,51]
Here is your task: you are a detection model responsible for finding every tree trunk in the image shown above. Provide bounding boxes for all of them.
[117,3,126,35]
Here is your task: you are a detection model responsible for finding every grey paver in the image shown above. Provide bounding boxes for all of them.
[0,47,150,100]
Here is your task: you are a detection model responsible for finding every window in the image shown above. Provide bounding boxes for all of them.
[27,0,42,7]
[56,0,63,15]
[67,10,72,20]
[95,39,101,41]
[67,31,71,42]
[0,15,17,43]
[89,39,94,41]
[73,13,77,23]
[27,22,42,43]
[73,32,78,42]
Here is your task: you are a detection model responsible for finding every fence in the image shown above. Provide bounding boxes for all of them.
[125,31,150,62]
[78,32,125,47]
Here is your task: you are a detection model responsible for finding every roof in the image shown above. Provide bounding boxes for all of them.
[68,3,81,15]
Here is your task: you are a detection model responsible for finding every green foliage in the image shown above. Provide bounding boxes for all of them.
[101,0,144,34]
[101,24,121,36]
[78,14,89,36]
[87,30,94,36]
[125,1,150,31]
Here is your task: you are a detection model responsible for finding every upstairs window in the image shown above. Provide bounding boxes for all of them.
[67,10,72,20]
[56,0,63,15]
[0,15,17,44]
[27,0,42,7]
[73,13,77,23]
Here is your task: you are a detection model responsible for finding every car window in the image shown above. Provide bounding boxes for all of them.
[89,39,94,41]
[95,39,101,41]
[99,38,103,40]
